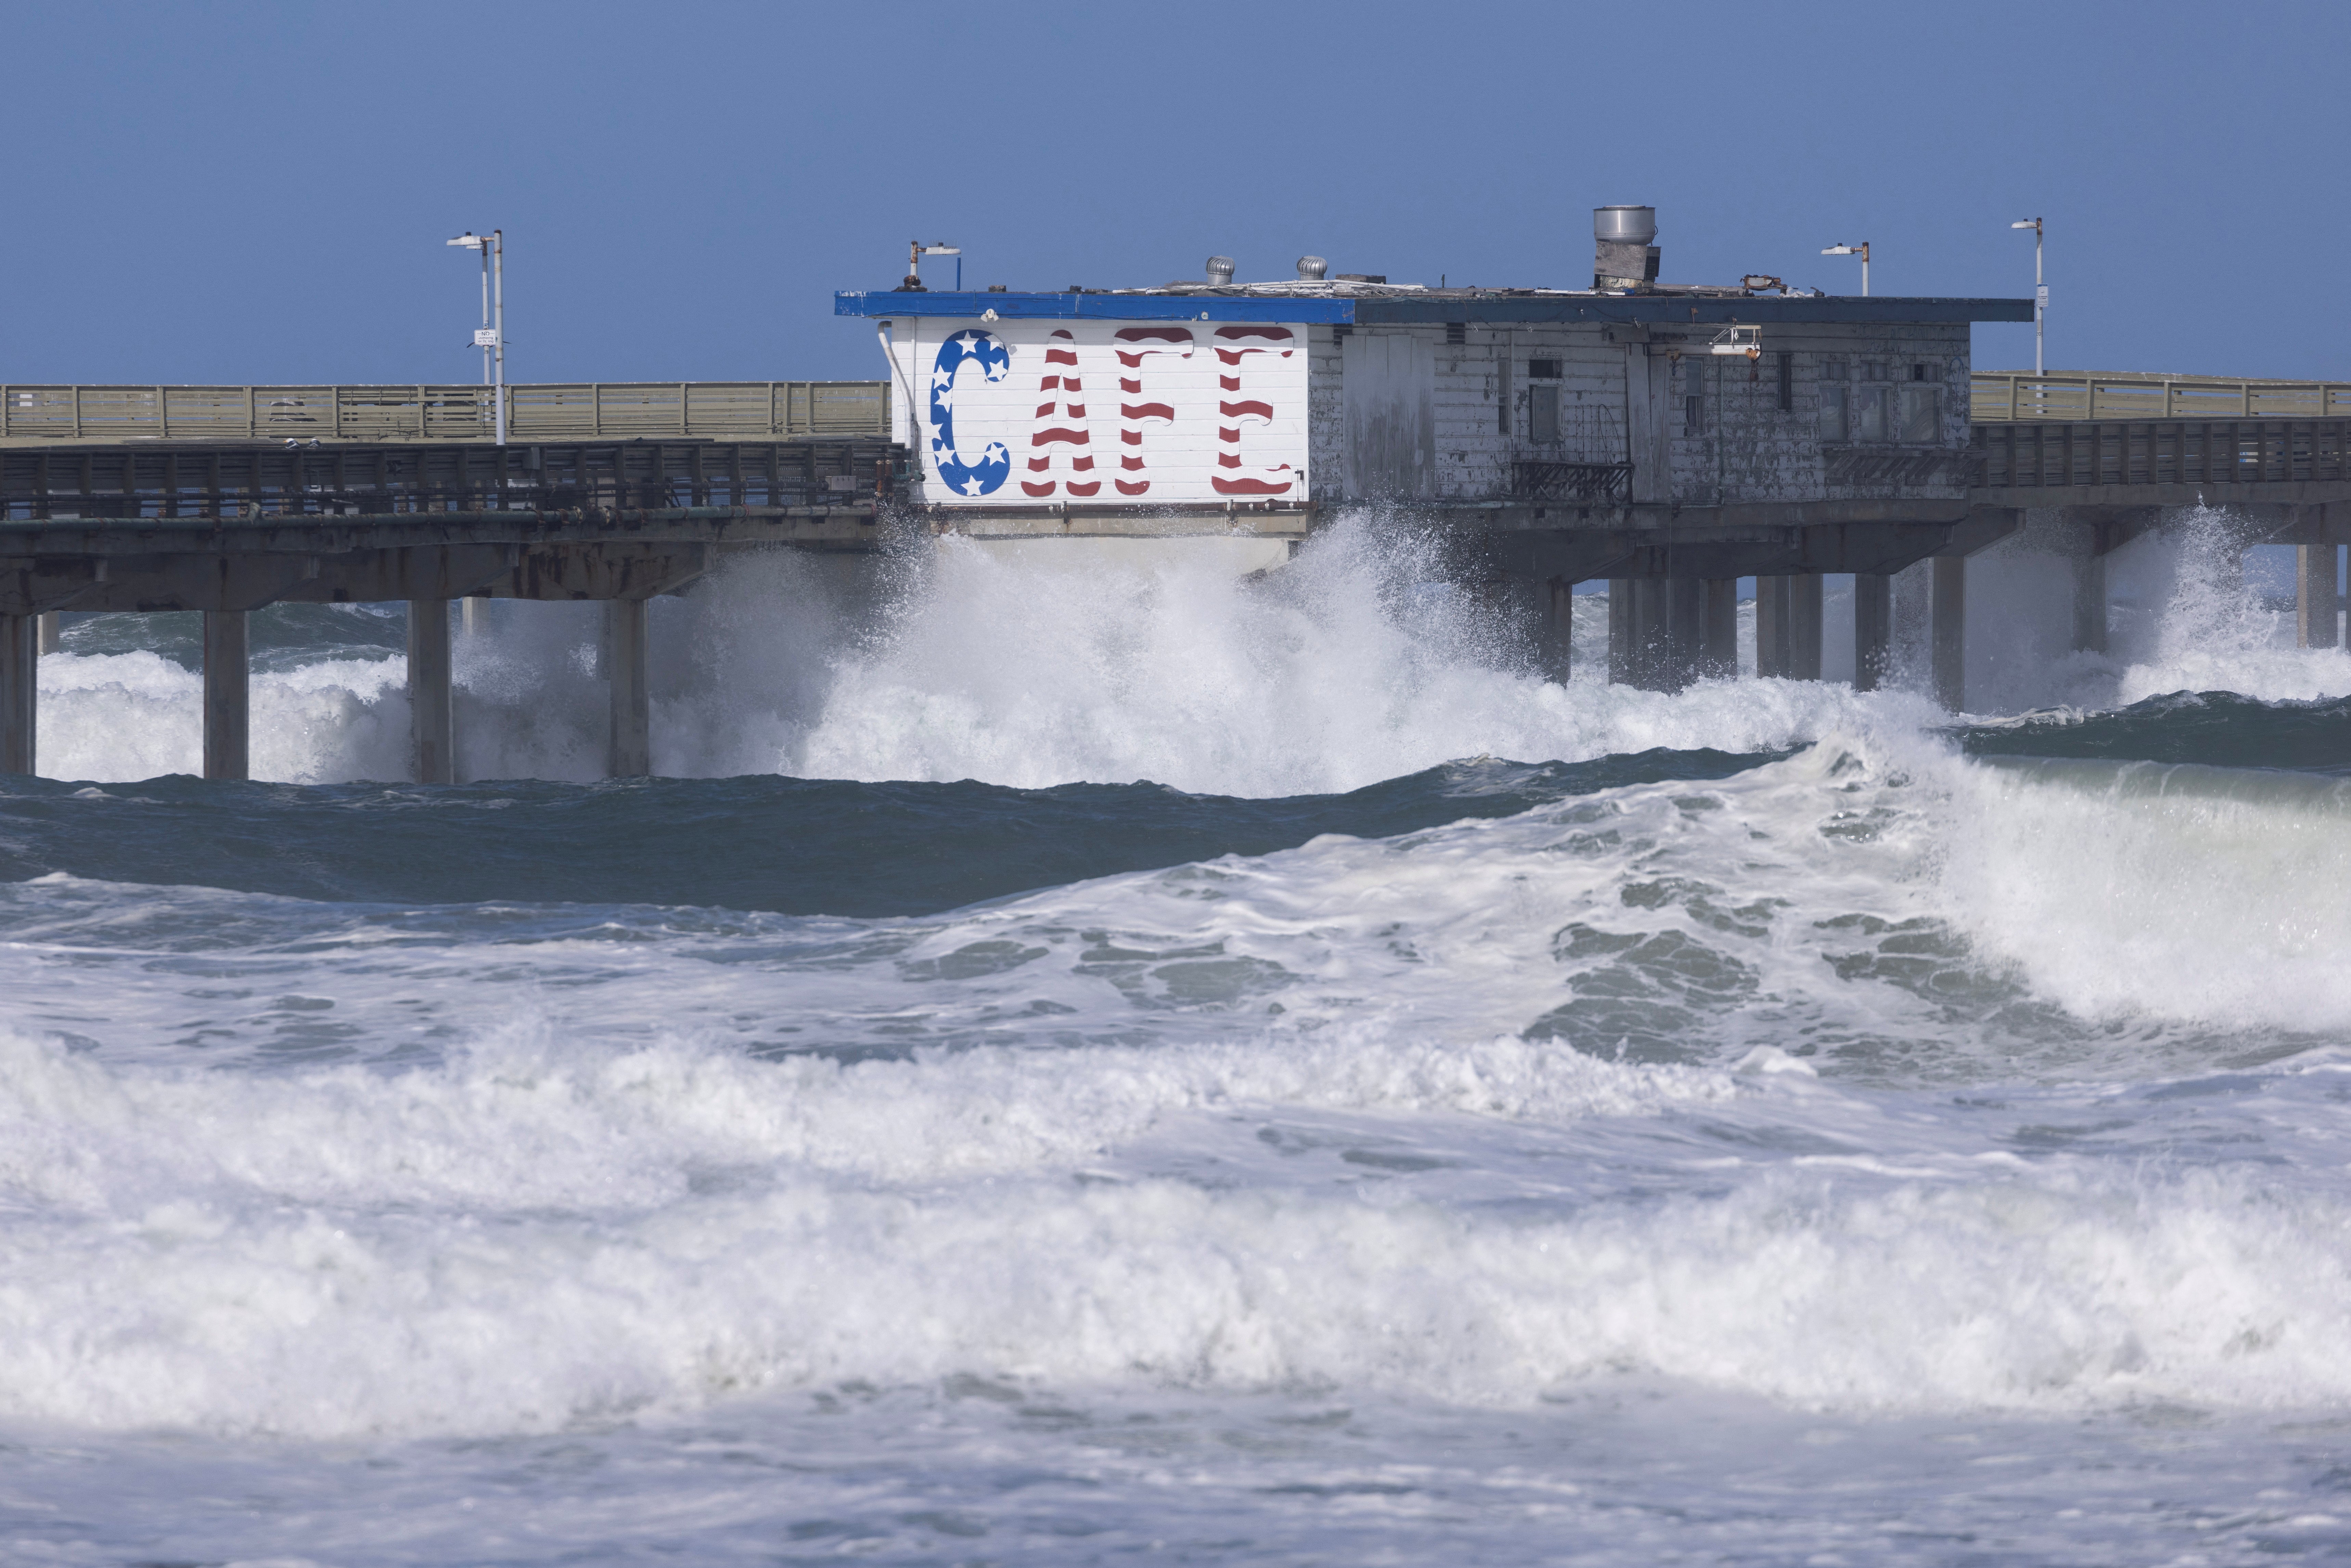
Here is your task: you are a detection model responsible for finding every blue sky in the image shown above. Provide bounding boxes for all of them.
[3,0,2343,387]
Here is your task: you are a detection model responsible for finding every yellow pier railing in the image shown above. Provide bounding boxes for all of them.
[0,381,890,445]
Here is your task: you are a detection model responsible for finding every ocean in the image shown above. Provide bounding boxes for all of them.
[2,512,2348,1566]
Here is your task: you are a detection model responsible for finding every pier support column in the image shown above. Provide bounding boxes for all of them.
[1931,557,1966,711]
[1755,576,1788,677]
[1853,573,1893,691]
[1608,578,1720,691]
[606,598,651,778]
[2072,551,2109,654]
[1536,577,1573,684]
[0,614,33,776]
[408,598,453,785]
[1700,578,1738,680]
[1608,579,1634,685]
[1609,578,1667,689]
[202,610,250,781]
[2298,544,2341,650]
[1663,576,1704,689]
[36,613,60,656]
[1784,575,1823,680]
[1756,576,1821,679]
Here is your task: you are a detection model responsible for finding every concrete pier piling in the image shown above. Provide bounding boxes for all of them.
[605,598,651,779]
[1608,578,1674,690]
[1754,575,1823,681]
[1931,557,1967,711]
[2071,552,2109,654]
[1853,573,1894,691]
[201,610,250,781]
[1608,576,1726,691]
[407,598,453,785]
[0,614,33,776]
[1701,579,1738,680]
[1536,577,1574,684]
[2298,544,2341,650]
[36,613,60,656]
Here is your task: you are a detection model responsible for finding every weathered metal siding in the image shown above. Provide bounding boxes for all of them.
[1423,325,1633,499]
[1341,318,1970,508]
[1307,326,1346,495]
[1639,322,1966,506]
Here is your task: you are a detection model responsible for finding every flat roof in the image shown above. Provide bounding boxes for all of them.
[834,288,2035,326]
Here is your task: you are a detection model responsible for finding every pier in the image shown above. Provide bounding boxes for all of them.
[5,230,2349,782]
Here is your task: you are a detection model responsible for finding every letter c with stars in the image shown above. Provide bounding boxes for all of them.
[928,330,1014,496]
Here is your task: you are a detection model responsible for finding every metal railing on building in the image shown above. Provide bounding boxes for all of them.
[1510,460,1635,504]
[0,382,890,445]
[1971,371,2351,422]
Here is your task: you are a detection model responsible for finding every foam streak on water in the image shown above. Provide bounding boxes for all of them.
[7,512,2351,1565]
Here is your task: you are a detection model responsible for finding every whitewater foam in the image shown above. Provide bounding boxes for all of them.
[1,1013,2346,1439]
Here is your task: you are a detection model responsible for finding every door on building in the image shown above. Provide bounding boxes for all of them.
[1342,331,1436,500]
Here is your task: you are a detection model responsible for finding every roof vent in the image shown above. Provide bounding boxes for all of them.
[1296,256,1328,281]
[1205,255,1235,285]
[1594,206,1659,293]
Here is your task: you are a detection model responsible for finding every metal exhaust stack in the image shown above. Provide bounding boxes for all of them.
[1205,256,1235,285]
[1594,206,1659,292]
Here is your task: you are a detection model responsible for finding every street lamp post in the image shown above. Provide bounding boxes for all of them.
[447,230,506,444]
[1821,241,1871,297]
[2011,218,2044,376]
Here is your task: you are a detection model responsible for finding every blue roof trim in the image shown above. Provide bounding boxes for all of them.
[835,291,1355,323]
[1353,296,2035,325]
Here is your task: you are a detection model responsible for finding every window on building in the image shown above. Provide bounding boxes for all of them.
[1684,356,1705,435]
[1528,358,1562,380]
[1855,386,1889,442]
[1898,384,1941,443]
[1445,322,1466,345]
[1818,384,1848,442]
[1777,352,1793,413]
[1911,363,1930,381]
[1530,384,1561,444]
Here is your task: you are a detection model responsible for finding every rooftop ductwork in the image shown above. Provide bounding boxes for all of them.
[1205,255,1235,285]
[1594,206,1659,292]
[1296,255,1328,281]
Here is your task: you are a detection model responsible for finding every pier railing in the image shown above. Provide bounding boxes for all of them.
[1971,418,2351,492]
[0,381,890,445]
[1971,371,2351,422]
